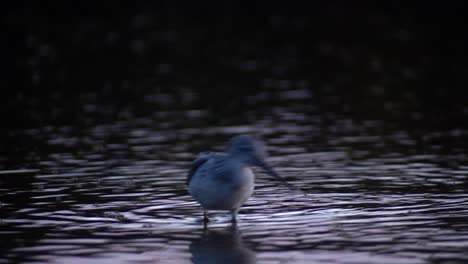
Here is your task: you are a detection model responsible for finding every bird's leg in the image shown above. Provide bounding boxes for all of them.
[230,209,238,223]
[203,210,210,223]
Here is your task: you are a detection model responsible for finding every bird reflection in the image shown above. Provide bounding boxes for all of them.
[189,224,256,264]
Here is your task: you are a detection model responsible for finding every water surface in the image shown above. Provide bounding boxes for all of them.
[2,104,468,263]
[3,4,468,263]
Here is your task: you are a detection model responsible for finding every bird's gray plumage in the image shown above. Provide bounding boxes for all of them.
[187,135,285,223]
[187,152,214,186]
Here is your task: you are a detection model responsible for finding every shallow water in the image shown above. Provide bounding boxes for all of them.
[3,5,468,263]
[2,103,468,264]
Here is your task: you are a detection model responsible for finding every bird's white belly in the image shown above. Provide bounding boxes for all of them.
[189,167,255,210]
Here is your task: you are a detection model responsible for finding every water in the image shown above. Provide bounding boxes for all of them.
[2,101,468,263]
[3,4,468,263]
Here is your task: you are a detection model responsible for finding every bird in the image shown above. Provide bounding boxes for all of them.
[187,135,289,223]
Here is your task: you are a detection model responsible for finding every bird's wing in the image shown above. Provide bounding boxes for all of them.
[186,152,213,185]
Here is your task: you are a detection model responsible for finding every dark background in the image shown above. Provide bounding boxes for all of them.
[2,1,468,130]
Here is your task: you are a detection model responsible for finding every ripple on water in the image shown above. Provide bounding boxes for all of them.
[2,115,468,263]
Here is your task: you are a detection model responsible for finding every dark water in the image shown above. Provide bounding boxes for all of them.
[3,3,468,264]
[2,98,468,263]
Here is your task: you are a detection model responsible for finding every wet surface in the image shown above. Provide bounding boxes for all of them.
[2,104,468,263]
[3,3,468,264]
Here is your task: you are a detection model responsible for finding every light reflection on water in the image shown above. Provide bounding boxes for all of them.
[1,109,468,264]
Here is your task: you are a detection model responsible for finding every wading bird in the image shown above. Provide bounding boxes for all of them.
[187,135,290,223]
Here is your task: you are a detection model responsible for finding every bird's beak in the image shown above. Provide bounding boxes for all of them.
[257,160,294,189]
